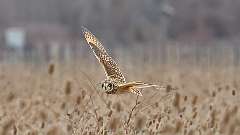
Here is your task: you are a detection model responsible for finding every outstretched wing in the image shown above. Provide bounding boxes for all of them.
[118,81,160,96]
[118,81,159,88]
[81,26,126,83]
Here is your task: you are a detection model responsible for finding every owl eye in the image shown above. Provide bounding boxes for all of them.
[102,83,104,88]
[108,83,113,89]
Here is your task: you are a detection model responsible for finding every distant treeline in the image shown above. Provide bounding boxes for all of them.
[0,0,239,45]
[0,0,240,66]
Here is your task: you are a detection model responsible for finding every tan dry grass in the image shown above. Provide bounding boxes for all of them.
[0,63,239,135]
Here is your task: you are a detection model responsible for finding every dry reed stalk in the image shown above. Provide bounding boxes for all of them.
[184,96,188,102]
[6,92,15,102]
[13,124,17,135]
[208,109,216,128]
[212,91,216,97]
[108,117,120,132]
[134,116,146,131]
[48,63,55,75]
[76,95,82,105]
[47,126,58,135]
[191,96,198,106]
[232,90,236,96]
[112,102,122,112]
[173,92,180,110]
[64,80,72,95]
[1,119,15,135]
[192,111,197,119]
[175,121,183,133]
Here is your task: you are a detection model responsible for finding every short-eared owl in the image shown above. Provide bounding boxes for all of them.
[81,26,158,96]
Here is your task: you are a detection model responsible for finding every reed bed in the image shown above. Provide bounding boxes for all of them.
[0,62,239,135]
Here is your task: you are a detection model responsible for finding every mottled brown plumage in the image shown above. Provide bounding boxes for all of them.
[82,26,126,83]
[82,26,159,96]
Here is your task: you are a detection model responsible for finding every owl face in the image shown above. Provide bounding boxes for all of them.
[101,80,116,92]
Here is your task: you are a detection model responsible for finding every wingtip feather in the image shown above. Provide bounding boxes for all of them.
[131,88,143,96]
[81,26,89,34]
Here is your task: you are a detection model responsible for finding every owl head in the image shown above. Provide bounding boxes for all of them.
[99,79,117,93]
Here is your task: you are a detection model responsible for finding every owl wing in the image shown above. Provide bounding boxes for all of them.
[118,81,159,89]
[118,81,160,96]
[81,26,126,83]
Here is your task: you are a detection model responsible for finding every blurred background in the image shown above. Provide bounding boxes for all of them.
[0,0,240,70]
[1,1,240,134]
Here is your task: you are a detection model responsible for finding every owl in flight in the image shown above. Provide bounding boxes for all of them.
[81,26,159,96]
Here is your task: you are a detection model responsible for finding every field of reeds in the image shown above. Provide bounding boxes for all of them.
[0,57,239,135]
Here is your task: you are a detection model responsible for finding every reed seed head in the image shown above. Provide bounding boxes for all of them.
[48,63,55,75]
